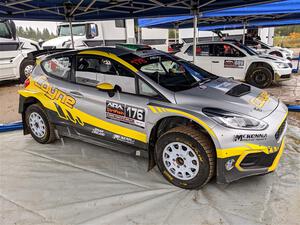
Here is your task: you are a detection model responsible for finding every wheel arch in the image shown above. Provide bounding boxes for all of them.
[19,96,43,135]
[147,115,217,171]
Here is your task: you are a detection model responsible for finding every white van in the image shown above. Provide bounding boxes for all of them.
[0,20,40,83]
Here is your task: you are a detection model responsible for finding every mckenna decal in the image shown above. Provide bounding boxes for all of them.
[106,101,145,128]
[224,60,244,68]
[233,134,268,142]
[112,134,135,145]
[91,128,105,137]
[34,76,76,109]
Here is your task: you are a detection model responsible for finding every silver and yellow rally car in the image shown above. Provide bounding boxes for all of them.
[18,45,288,189]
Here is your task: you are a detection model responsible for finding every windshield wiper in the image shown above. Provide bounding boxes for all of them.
[191,77,213,87]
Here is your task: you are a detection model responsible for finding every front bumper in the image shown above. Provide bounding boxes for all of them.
[214,102,288,184]
[274,68,292,81]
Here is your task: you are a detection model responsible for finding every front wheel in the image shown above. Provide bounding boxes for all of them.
[25,104,56,144]
[246,66,273,88]
[155,126,215,189]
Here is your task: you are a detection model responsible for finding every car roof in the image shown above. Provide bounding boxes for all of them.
[185,40,239,46]
[45,46,165,60]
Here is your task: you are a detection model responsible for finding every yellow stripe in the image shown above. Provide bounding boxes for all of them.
[268,138,285,172]
[19,80,147,143]
[148,106,157,113]
[156,107,163,113]
[164,108,217,138]
[78,50,138,73]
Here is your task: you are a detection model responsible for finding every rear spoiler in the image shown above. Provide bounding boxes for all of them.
[28,48,72,60]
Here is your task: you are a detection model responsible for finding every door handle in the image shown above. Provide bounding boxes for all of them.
[212,61,219,63]
[69,91,84,98]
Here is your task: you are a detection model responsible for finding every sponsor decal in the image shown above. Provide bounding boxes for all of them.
[233,133,267,142]
[34,76,76,109]
[250,91,270,108]
[224,60,244,68]
[113,134,135,145]
[91,128,105,137]
[106,101,146,128]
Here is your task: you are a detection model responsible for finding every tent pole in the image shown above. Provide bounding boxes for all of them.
[69,18,75,49]
[193,13,197,63]
[138,27,141,44]
[242,20,246,45]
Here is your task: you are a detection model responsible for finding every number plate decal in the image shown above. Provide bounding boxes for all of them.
[106,101,145,128]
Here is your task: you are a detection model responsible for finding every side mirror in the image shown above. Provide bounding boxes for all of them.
[86,23,98,39]
[96,83,115,97]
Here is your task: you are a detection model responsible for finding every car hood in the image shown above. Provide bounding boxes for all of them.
[42,36,82,47]
[175,78,279,120]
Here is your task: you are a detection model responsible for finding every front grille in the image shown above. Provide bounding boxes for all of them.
[275,118,287,140]
[280,74,291,79]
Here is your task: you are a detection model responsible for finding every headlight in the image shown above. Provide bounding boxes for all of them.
[275,62,289,69]
[203,108,268,130]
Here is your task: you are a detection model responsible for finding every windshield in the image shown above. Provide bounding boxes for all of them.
[58,24,86,36]
[234,42,258,56]
[120,53,217,92]
[0,23,11,39]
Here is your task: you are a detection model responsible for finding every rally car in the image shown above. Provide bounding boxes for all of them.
[18,46,287,189]
[244,38,294,60]
[176,41,292,88]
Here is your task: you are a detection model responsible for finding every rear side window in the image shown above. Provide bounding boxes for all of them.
[42,56,71,80]
[185,44,211,56]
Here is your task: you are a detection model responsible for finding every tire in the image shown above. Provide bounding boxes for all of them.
[25,104,56,144]
[155,126,215,189]
[19,58,35,83]
[246,66,273,88]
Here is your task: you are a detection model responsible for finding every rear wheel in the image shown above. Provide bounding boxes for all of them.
[155,126,215,189]
[19,58,35,83]
[25,104,56,144]
[246,66,273,88]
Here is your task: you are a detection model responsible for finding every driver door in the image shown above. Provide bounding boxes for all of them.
[210,43,247,80]
[71,54,156,149]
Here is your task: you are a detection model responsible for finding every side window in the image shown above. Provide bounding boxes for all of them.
[138,79,158,97]
[213,44,243,57]
[75,55,136,94]
[42,56,71,80]
[115,20,126,28]
[185,44,210,56]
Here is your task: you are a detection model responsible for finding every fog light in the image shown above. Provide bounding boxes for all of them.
[225,159,235,171]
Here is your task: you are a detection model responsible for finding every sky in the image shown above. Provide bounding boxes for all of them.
[14,20,59,35]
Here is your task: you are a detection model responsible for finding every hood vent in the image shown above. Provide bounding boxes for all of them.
[226,84,251,97]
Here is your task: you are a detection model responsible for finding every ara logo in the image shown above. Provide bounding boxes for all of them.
[107,101,124,110]
[233,133,267,142]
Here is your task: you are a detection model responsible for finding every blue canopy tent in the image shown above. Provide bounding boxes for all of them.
[0,0,279,21]
[0,0,278,59]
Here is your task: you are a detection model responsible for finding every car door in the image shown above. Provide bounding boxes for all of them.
[0,40,22,80]
[181,44,212,72]
[210,43,246,80]
[67,54,161,149]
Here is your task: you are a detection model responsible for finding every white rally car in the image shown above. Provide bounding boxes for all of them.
[176,41,292,88]
[244,39,294,60]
